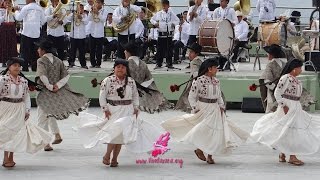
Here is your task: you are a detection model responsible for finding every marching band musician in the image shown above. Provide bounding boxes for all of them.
[0,0,18,68]
[256,0,276,22]
[211,0,237,25]
[66,1,88,69]
[187,0,207,50]
[150,0,179,69]
[206,0,219,19]
[146,26,158,58]
[14,0,46,72]
[173,13,190,64]
[45,0,68,61]
[135,12,145,57]
[231,11,249,62]
[88,0,108,68]
[113,0,142,59]
[103,13,118,61]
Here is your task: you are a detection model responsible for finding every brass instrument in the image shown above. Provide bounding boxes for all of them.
[48,0,70,29]
[75,0,82,26]
[91,0,100,23]
[113,2,136,33]
[39,0,48,8]
[189,4,199,21]
[233,0,251,16]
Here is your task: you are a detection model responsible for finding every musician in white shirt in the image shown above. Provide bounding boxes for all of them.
[206,0,219,19]
[66,3,88,69]
[256,0,276,22]
[211,0,237,25]
[45,0,68,61]
[113,0,141,59]
[187,0,207,48]
[14,0,46,71]
[232,11,249,62]
[173,14,190,63]
[150,0,179,69]
[103,13,118,61]
[88,0,107,68]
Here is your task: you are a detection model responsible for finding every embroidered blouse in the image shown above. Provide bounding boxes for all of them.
[274,74,302,107]
[99,75,139,112]
[188,75,225,110]
[0,74,31,112]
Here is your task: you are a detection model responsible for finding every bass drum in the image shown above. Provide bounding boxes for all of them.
[258,22,287,46]
[198,20,234,55]
[310,20,319,50]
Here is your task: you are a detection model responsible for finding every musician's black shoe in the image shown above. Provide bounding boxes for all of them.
[154,65,162,69]
[95,65,101,68]
[81,66,89,69]
[69,62,75,68]
[89,65,96,68]
[167,66,175,69]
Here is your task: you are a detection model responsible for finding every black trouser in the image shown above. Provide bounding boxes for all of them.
[69,38,86,67]
[20,35,39,71]
[85,35,90,53]
[48,35,65,60]
[232,41,248,61]
[90,35,103,66]
[103,39,118,59]
[187,35,197,46]
[117,34,135,59]
[156,36,173,67]
[173,40,186,61]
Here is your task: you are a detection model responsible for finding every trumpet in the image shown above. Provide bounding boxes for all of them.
[91,0,100,23]
[75,1,82,26]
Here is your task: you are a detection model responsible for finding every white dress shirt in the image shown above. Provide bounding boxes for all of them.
[84,4,92,35]
[66,13,89,39]
[45,6,68,37]
[40,53,70,91]
[187,5,207,35]
[256,0,276,21]
[148,28,158,40]
[135,18,145,39]
[212,7,237,24]
[113,4,141,35]
[234,20,249,41]
[88,8,108,38]
[173,21,190,45]
[15,2,46,38]
[150,9,179,33]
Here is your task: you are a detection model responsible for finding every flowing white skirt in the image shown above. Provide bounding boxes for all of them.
[161,102,249,155]
[251,99,320,155]
[0,101,53,154]
[77,105,160,153]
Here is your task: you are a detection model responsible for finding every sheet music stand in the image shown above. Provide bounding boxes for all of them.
[302,30,320,72]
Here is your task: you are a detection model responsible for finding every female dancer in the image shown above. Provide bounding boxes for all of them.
[162,57,248,164]
[0,57,52,168]
[251,59,320,166]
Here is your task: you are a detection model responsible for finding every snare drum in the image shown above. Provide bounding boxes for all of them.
[258,21,287,46]
[198,19,234,55]
[105,26,118,37]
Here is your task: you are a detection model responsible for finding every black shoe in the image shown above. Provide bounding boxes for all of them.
[69,62,75,68]
[185,65,190,69]
[81,66,89,69]
[167,66,174,69]
[89,65,96,68]
[2,63,7,67]
[95,65,101,68]
[154,65,162,69]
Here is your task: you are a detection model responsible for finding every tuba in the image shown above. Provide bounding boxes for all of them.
[113,1,137,33]
[233,0,251,16]
[47,0,70,29]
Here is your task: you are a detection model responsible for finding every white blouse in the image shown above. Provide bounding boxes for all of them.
[0,74,31,112]
[99,75,139,112]
[188,75,225,110]
[274,74,303,107]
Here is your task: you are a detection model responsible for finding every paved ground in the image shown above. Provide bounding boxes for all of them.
[1,108,320,180]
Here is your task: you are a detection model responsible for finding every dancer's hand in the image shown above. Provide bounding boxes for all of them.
[25,113,30,121]
[52,84,59,93]
[133,108,139,118]
[104,110,111,120]
[220,108,225,116]
[283,106,289,114]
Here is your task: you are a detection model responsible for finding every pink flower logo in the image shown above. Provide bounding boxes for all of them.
[151,132,171,157]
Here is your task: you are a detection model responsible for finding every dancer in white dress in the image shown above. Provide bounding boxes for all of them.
[0,58,52,168]
[251,59,320,166]
[79,60,159,167]
[162,57,248,164]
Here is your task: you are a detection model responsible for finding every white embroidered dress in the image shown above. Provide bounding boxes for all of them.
[251,74,320,155]
[78,75,159,153]
[0,74,52,153]
[162,75,248,155]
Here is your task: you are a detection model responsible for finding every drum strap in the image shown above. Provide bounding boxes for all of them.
[260,23,280,45]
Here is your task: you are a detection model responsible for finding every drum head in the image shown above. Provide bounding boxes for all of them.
[216,20,234,55]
